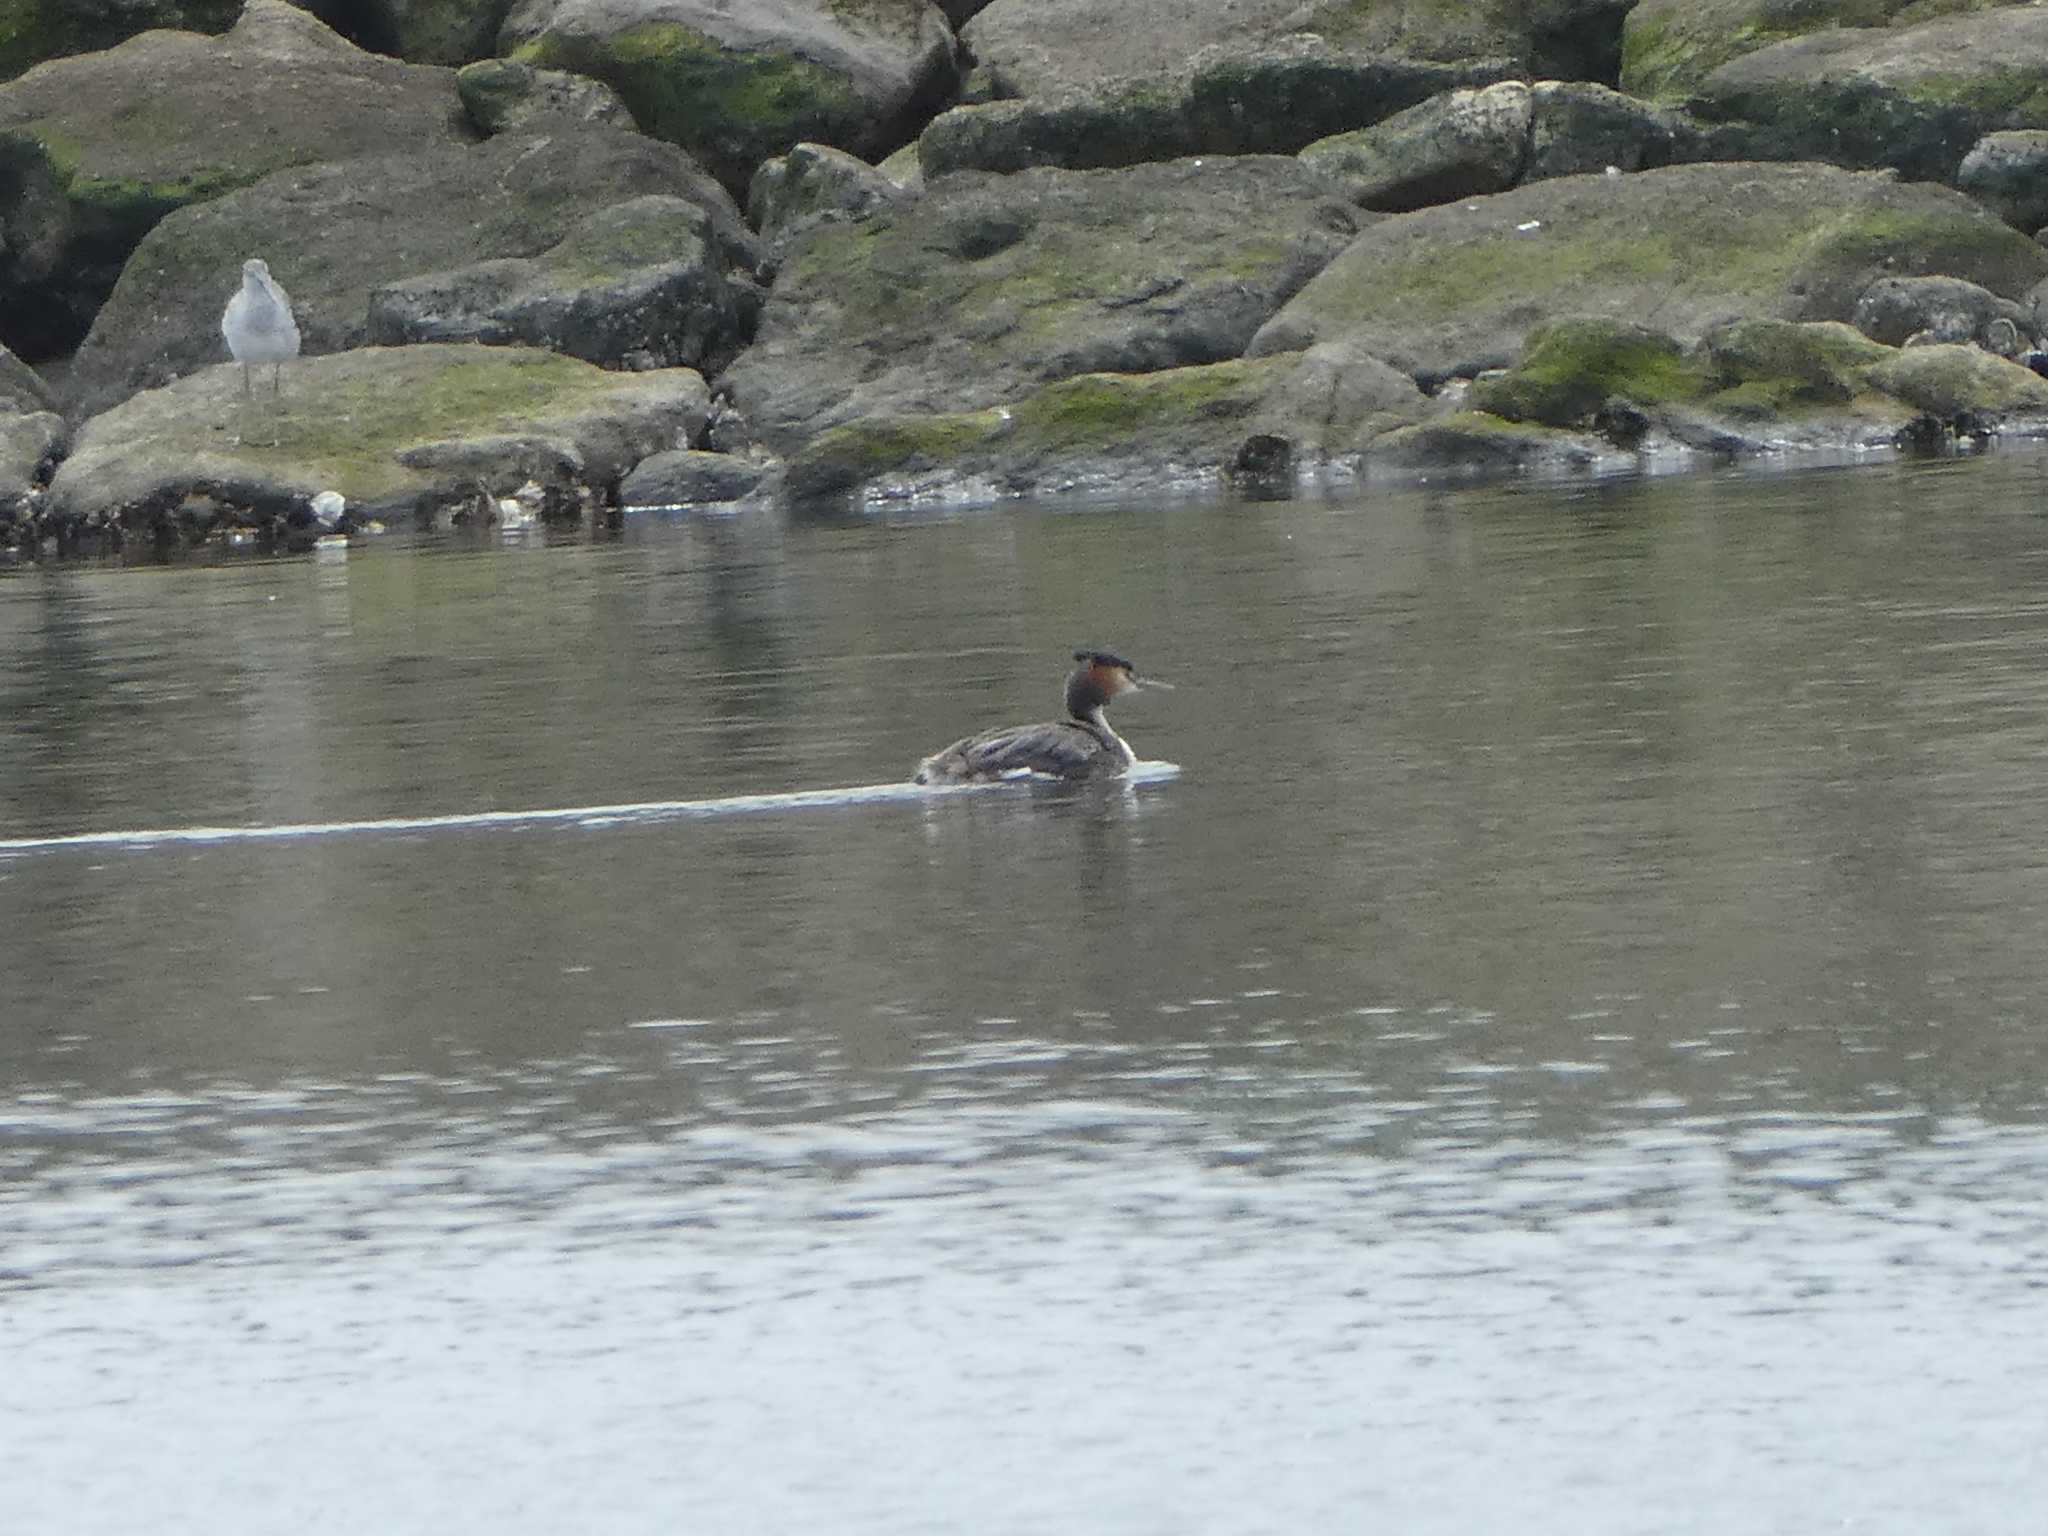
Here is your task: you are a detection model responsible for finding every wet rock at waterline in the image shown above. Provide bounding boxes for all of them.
[1248,162,2048,387]
[783,358,1302,506]
[499,0,960,201]
[722,155,1367,451]
[1864,343,2048,422]
[782,343,1441,507]
[65,128,756,419]
[619,447,766,508]
[0,0,472,358]
[46,345,710,535]
[367,195,758,376]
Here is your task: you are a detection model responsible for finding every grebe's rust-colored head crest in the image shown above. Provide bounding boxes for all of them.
[1065,649,1168,719]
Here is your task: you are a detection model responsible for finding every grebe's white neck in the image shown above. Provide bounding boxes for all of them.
[1078,704,1136,768]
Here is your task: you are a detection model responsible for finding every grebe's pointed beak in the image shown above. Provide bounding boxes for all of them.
[1135,674,1173,691]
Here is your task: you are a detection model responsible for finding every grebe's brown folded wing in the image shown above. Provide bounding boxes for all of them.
[916,720,1111,783]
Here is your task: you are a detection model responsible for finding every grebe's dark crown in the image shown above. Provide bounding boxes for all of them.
[1073,649,1134,670]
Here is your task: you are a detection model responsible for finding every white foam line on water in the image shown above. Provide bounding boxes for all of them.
[0,762,1181,857]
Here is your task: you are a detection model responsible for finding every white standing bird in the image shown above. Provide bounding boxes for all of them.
[221,258,300,396]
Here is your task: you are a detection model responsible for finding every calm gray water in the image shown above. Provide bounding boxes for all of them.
[6,456,2048,1531]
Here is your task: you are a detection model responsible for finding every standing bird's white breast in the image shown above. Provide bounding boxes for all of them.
[221,257,300,369]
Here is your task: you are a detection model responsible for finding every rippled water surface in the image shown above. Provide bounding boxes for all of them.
[7,457,2048,1531]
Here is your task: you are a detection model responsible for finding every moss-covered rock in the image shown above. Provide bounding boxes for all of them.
[1851,274,2030,347]
[1302,81,1533,212]
[0,0,240,82]
[1248,162,2048,385]
[1301,79,1709,212]
[1526,80,1702,178]
[1369,410,1610,474]
[919,38,1515,176]
[1700,317,1893,407]
[67,127,754,419]
[963,0,1629,102]
[0,0,471,359]
[1865,341,2048,417]
[1619,0,2009,104]
[1469,318,1708,424]
[748,141,912,261]
[501,0,957,201]
[619,447,766,507]
[1691,6,2048,182]
[456,56,631,133]
[784,357,1306,504]
[365,0,518,65]
[1464,315,1915,444]
[366,195,756,374]
[723,155,1368,451]
[47,344,710,530]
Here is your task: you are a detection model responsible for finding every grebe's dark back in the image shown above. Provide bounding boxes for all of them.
[914,651,1167,784]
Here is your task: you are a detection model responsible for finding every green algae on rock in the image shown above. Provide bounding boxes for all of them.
[1690,5,2048,182]
[1247,162,2048,386]
[724,155,1367,452]
[456,55,631,133]
[962,0,1626,102]
[47,344,710,532]
[367,195,757,375]
[783,358,1299,504]
[1866,342,2048,418]
[500,0,957,200]
[919,38,1514,176]
[1620,0,2013,104]
[1469,318,1707,426]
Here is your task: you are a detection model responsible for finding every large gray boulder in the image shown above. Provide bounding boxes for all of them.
[0,0,472,357]
[1956,131,2048,235]
[1248,162,2048,385]
[1618,0,2010,103]
[66,128,756,418]
[1691,7,2048,183]
[721,155,1369,451]
[0,343,63,525]
[499,0,958,200]
[919,38,1515,176]
[367,195,757,375]
[748,142,913,263]
[1851,276,2032,350]
[47,343,710,529]
[620,447,766,507]
[962,0,1631,101]
[781,342,1437,507]
[1301,81,1704,213]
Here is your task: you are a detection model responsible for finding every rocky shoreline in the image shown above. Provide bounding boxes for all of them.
[9,0,2048,555]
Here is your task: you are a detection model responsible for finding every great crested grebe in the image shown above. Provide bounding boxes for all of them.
[914,650,1169,784]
